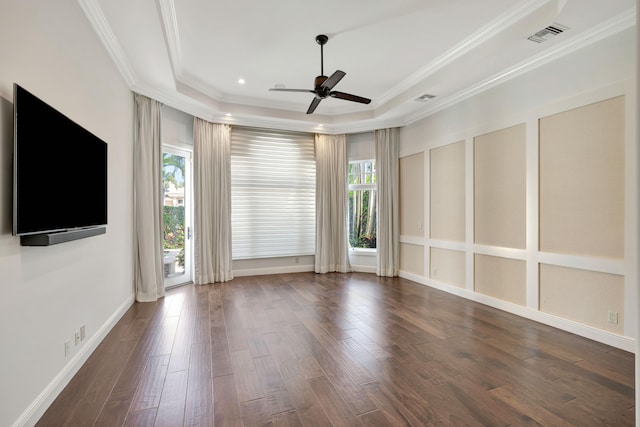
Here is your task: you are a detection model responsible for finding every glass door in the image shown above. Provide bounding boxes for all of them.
[162,146,192,289]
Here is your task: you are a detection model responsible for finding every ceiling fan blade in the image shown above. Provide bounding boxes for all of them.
[307,97,322,114]
[330,91,371,104]
[269,88,315,93]
[321,70,346,90]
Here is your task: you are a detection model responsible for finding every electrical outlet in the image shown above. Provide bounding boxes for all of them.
[64,340,70,357]
[80,325,86,341]
[418,221,423,231]
[294,257,299,264]
[75,331,81,346]
[608,311,618,324]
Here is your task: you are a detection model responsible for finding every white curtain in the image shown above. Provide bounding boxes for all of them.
[315,134,352,273]
[133,93,165,302]
[193,118,233,284]
[375,128,400,277]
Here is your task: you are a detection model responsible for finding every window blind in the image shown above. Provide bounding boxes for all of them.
[231,127,316,259]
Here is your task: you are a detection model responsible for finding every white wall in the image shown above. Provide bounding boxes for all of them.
[399,27,636,351]
[0,2,134,426]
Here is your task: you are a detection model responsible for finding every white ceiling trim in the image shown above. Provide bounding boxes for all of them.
[153,0,566,116]
[156,0,223,101]
[375,0,561,107]
[156,0,182,76]
[78,0,635,135]
[403,8,636,126]
[76,0,137,87]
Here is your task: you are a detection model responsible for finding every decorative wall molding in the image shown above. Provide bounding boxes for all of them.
[399,270,635,353]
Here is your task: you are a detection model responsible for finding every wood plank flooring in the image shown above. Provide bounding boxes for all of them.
[36,272,635,426]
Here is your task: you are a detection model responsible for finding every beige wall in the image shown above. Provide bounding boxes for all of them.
[474,124,526,249]
[430,248,465,288]
[475,255,526,306]
[540,264,624,334]
[539,96,625,259]
[430,141,465,241]
[400,243,424,276]
[400,152,424,237]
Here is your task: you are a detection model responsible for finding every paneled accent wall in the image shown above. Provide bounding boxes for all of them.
[399,152,425,277]
[398,87,634,350]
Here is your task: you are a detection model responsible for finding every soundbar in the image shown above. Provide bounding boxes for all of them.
[20,227,106,246]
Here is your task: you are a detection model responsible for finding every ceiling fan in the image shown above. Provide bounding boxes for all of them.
[269,34,372,114]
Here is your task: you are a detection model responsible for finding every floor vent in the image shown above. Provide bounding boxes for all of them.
[527,23,569,43]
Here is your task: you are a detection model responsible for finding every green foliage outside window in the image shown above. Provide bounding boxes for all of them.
[163,152,186,268]
[163,206,185,267]
[349,161,377,249]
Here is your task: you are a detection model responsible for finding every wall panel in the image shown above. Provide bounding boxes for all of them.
[400,243,424,276]
[430,141,465,241]
[539,96,625,259]
[400,152,424,237]
[540,264,624,334]
[474,124,526,249]
[430,247,465,288]
[474,254,526,305]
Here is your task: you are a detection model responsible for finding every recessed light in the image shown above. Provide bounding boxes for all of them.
[226,113,232,117]
[318,124,323,127]
[238,78,245,85]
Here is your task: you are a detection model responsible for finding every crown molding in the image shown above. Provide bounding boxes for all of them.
[374,0,562,107]
[80,0,634,133]
[156,0,182,76]
[76,0,137,87]
[403,8,636,126]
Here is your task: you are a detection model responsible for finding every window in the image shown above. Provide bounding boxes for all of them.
[348,160,377,249]
[231,127,316,259]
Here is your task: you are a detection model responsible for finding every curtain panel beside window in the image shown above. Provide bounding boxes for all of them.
[375,128,400,277]
[315,134,352,273]
[133,93,165,301]
[193,119,233,284]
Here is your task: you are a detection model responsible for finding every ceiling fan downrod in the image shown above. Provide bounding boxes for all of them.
[316,34,328,77]
[315,34,329,89]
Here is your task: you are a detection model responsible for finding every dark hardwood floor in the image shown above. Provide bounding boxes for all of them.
[37,272,635,426]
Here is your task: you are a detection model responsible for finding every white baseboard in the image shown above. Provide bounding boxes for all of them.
[351,265,377,274]
[14,293,136,427]
[233,264,376,277]
[399,271,636,353]
[233,264,315,277]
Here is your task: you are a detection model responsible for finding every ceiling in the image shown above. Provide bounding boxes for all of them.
[78,0,635,133]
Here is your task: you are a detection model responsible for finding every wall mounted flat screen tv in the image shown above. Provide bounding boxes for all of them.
[13,84,107,238]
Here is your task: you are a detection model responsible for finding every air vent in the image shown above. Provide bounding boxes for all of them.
[527,23,569,43]
[415,94,436,102]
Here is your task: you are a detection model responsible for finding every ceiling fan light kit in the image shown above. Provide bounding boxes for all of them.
[269,34,371,114]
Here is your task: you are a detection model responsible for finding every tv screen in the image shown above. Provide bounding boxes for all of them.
[13,84,107,236]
